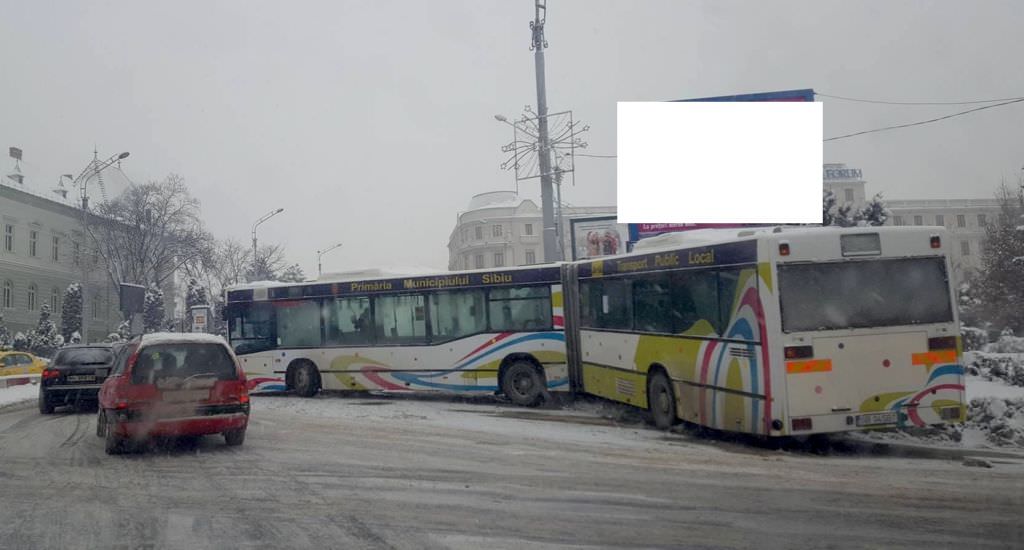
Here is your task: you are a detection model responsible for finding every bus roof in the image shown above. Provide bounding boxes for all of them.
[630,225,945,254]
[222,261,569,294]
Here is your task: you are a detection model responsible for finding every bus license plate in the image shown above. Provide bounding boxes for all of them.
[67,375,95,383]
[857,411,898,427]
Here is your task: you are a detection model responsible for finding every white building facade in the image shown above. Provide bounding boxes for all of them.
[447,191,615,270]
[824,163,999,283]
[0,181,122,342]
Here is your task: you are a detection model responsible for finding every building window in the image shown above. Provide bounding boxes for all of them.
[844,189,854,203]
[474,254,484,269]
[492,225,503,238]
[957,214,966,228]
[51,236,59,262]
[913,215,923,226]
[494,252,505,267]
[463,256,470,270]
[893,216,903,226]
[2,280,11,308]
[29,230,37,257]
[3,224,12,252]
[51,288,59,313]
[475,226,483,240]
[525,250,536,264]
[935,214,944,227]
[978,214,987,226]
[92,294,101,319]
[961,241,970,256]
[524,223,534,236]
[73,241,80,266]
[27,284,37,311]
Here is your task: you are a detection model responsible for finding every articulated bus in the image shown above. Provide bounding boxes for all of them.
[562,225,965,437]
[224,266,567,406]
[225,226,964,438]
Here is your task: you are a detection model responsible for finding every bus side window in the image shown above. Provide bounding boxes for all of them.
[429,290,486,342]
[487,286,552,332]
[325,297,373,346]
[669,270,719,336]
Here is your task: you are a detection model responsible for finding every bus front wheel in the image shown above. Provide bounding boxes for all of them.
[292,362,321,398]
[501,361,545,407]
[647,370,679,430]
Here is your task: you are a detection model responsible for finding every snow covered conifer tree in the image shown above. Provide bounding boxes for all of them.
[29,304,60,357]
[0,313,11,350]
[143,286,165,333]
[60,283,83,342]
[12,331,28,351]
[822,189,836,226]
[857,193,890,226]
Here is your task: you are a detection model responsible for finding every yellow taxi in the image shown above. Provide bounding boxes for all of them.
[0,351,47,376]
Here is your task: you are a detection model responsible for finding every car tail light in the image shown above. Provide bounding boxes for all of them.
[42,368,60,380]
[928,336,957,351]
[779,242,790,256]
[930,235,941,249]
[239,392,250,404]
[791,417,813,431]
[784,345,814,359]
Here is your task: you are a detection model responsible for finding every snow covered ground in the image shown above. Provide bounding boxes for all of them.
[0,379,38,409]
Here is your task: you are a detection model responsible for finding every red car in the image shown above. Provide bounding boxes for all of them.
[97,333,250,455]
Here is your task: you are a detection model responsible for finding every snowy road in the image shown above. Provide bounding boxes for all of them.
[0,394,1022,550]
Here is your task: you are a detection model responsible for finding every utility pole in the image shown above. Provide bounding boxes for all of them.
[72,149,129,343]
[531,0,559,262]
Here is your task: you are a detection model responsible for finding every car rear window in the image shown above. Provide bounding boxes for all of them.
[55,348,114,366]
[130,343,237,385]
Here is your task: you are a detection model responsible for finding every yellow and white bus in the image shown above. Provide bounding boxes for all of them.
[224,266,567,406]
[562,226,965,437]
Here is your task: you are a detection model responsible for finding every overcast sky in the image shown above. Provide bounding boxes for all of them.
[2,1,1023,274]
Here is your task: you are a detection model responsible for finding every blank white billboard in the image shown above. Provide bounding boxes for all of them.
[617,101,822,224]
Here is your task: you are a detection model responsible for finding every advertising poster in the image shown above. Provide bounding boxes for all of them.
[570,216,630,260]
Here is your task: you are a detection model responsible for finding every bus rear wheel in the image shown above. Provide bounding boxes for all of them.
[292,363,321,398]
[501,361,545,407]
[647,370,679,430]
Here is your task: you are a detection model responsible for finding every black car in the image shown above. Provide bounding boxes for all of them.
[39,344,116,414]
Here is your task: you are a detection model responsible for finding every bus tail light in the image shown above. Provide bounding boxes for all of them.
[792,417,813,431]
[928,336,957,351]
[784,345,814,360]
[930,235,941,249]
[940,406,962,421]
[779,242,790,256]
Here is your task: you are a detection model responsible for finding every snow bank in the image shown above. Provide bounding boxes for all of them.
[964,352,1024,388]
[966,397,1024,447]
[0,380,38,409]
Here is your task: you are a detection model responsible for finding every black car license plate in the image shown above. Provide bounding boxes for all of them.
[66,375,96,383]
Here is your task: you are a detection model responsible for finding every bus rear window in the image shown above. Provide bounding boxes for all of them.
[778,257,953,332]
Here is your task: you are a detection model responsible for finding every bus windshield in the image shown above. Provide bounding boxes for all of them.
[778,257,954,332]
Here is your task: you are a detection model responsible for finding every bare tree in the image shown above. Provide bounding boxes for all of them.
[90,174,214,288]
[248,243,288,282]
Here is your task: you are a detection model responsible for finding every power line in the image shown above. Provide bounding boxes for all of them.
[576,153,617,158]
[824,97,1024,142]
[816,92,1024,106]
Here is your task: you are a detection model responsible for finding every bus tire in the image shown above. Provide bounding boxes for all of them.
[501,360,545,407]
[292,362,321,398]
[647,370,679,430]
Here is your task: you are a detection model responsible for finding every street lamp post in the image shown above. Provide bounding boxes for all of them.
[251,208,284,279]
[72,151,129,343]
[316,243,343,277]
